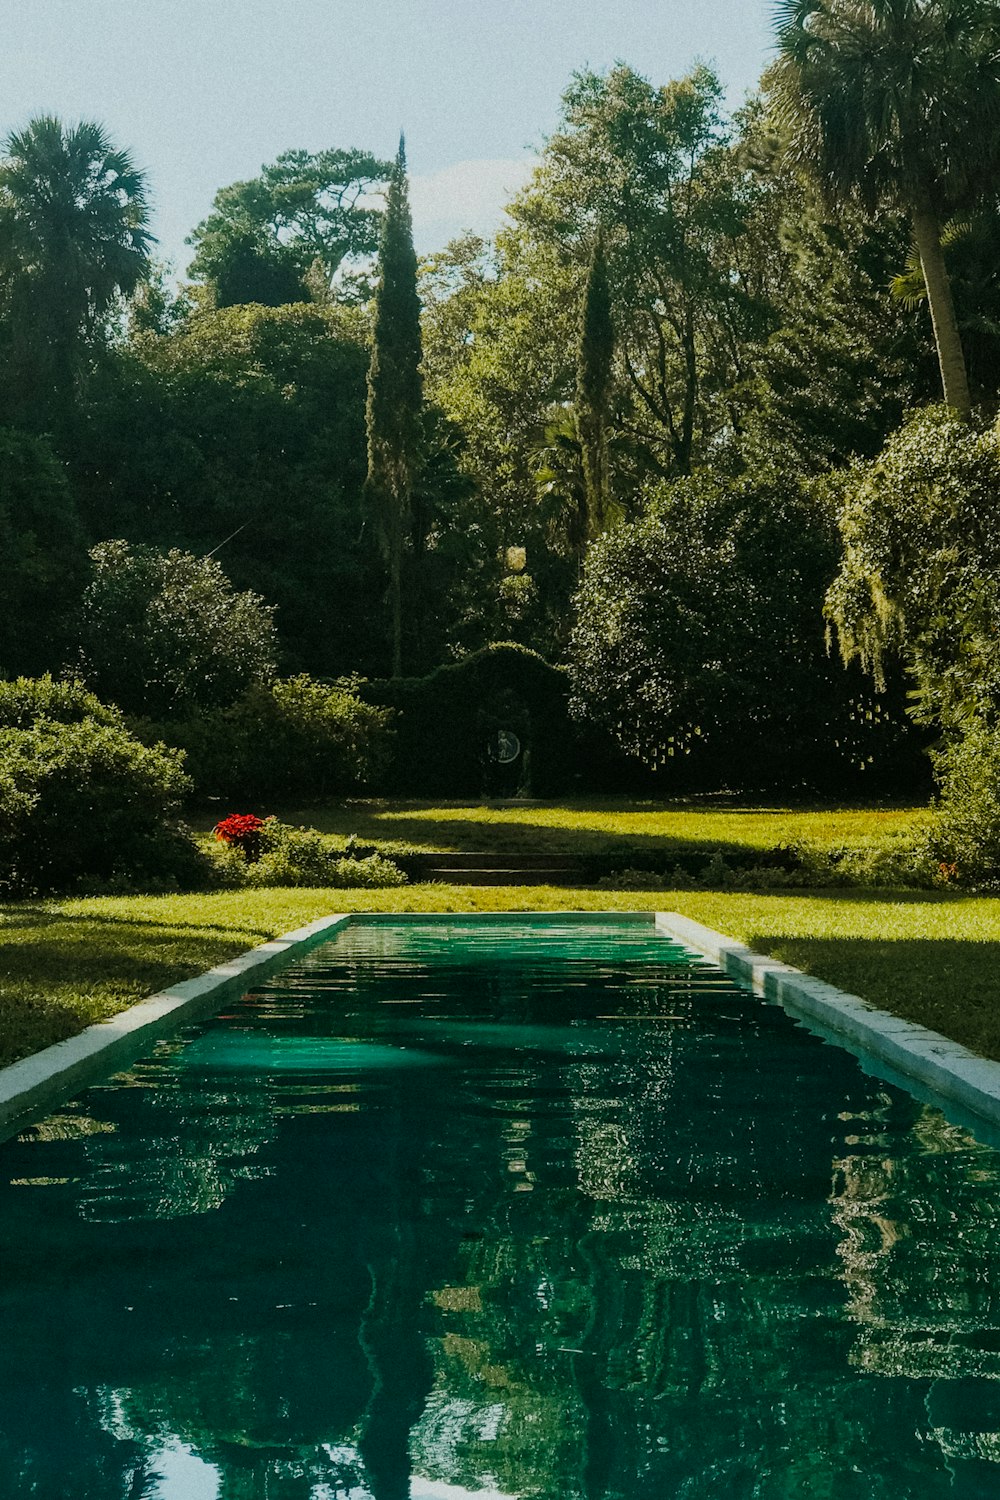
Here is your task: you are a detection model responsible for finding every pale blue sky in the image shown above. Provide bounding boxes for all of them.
[0,0,774,271]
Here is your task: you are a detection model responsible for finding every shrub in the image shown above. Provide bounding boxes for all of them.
[208,818,407,888]
[148,675,393,800]
[213,812,267,860]
[569,470,921,794]
[929,724,1000,883]
[597,844,937,891]
[365,643,579,796]
[798,844,938,890]
[78,540,278,716]
[0,713,197,895]
[0,674,121,729]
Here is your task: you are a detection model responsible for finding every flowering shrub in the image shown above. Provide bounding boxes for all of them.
[213,813,268,861]
[207,817,407,888]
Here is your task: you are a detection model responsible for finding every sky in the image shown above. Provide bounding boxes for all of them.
[0,0,774,274]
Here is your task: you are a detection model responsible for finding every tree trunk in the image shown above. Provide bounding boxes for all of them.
[676,309,697,474]
[910,201,972,419]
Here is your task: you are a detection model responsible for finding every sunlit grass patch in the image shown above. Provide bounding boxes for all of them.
[4,879,998,1069]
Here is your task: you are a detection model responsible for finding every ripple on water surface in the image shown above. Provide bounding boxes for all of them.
[0,919,999,1499]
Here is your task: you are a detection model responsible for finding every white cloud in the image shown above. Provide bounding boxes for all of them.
[408,155,537,253]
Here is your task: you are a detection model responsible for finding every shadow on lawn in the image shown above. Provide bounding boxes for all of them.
[0,917,264,998]
[263,804,804,868]
[745,931,1000,1062]
[0,906,67,932]
[0,912,276,1067]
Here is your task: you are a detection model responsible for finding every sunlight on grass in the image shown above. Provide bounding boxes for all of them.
[242,799,932,855]
[3,879,999,1068]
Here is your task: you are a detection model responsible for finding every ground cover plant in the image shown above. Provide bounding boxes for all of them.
[210,815,408,889]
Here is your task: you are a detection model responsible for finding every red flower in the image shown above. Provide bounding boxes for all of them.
[214,813,267,861]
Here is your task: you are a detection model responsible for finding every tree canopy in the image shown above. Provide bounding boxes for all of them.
[771,0,1000,415]
[0,115,152,428]
[2,36,999,797]
[187,146,391,306]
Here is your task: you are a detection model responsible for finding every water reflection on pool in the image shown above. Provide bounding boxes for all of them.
[1,918,1000,1499]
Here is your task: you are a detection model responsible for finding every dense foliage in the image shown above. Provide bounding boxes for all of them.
[772,0,1000,416]
[827,408,1000,734]
[74,302,382,676]
[145,675,393,801]
[78,540,278,716]
[0,428,89,676]
[569,472,918,791]
[6,10,1000,831]
[0,677,196,895]
[366,643,580,797]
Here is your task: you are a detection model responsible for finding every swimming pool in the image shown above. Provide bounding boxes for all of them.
[2,916,1000,1498]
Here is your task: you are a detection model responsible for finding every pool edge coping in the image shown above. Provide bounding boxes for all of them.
[656,910,1000,1132]
[0,910,651,1140]
[8,905,1000,1144]
[0,912,351,1143]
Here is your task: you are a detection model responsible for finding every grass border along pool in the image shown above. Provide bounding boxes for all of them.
[4,891,1000,1143]
[4,882,1000,1069]
[658,912,1000,1143]
[0,914,349,1142]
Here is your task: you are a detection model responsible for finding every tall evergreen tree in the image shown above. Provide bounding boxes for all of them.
[575,232,614,541]
[365,136,423,676]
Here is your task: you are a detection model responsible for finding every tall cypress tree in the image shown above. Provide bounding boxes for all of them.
[365,136,423,676]
[575,233,614,539]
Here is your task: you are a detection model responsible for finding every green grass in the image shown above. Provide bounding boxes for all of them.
[3,880,1000,1072]
[203,797,931,862]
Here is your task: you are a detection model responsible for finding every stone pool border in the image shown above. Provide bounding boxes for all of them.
[657,910,1000,1132]
[0,912,350,1143]
[4,907,1000,1144]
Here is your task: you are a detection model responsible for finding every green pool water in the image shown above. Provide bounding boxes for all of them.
[2,917,1000,1499]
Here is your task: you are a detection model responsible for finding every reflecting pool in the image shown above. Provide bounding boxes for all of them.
[2,918,1000,1498]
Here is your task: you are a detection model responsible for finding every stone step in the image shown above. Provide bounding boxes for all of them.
[406,851,589,887]
[412,850,581,870]
[420,867,589,887]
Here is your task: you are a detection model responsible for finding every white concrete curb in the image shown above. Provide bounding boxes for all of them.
[0,909,645,1141]
[656,911,1000,1132]
[9,906,998,1147]
[0,912,350,1143]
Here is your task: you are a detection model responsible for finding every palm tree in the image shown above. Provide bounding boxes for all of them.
[0,116,152,426]
[771,0,1000,418]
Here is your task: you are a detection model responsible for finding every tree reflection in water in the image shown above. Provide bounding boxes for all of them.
[0,920,998,1499]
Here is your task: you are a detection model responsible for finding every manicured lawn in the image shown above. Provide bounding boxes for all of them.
[3,881,1000,1071]
[203,797,931,860]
